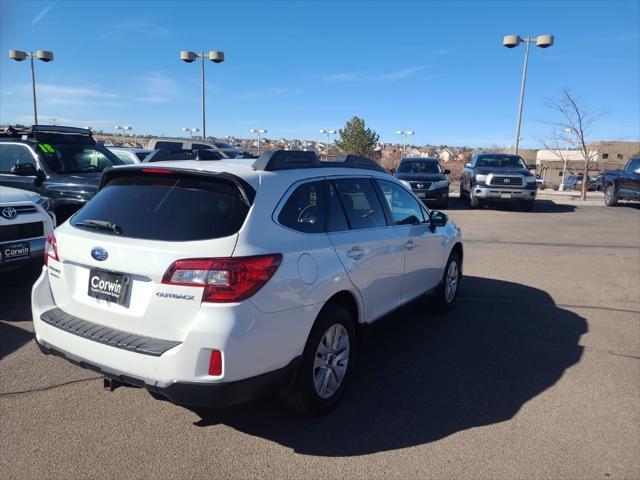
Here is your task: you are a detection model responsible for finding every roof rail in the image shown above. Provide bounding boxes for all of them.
[252,150,385,173]
[32,125,92,135]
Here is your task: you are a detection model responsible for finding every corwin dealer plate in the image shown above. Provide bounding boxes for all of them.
[0,241,30,262]
[87,268,130,305]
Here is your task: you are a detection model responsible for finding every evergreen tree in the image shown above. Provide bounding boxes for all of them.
[334,116,380,158]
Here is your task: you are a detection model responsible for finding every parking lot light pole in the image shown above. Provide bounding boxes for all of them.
[250,129,267,154]
[396,130,415,158]
[8,49,54,126]
[559,127,572,191]
[115,125,132,144]
[180,50,225,140]
[319,129,337,160]
[503,34,554,155]
[182,127,199,139]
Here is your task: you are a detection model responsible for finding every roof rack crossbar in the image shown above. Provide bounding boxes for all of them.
[252,150,385,172]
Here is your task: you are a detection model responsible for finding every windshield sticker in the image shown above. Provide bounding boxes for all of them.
[38,144,56,154]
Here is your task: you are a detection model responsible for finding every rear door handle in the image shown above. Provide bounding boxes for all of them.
[346,247,365,260]
[404,239,416,250]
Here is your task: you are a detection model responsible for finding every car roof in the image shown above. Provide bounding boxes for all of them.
[115,158,397,192]
[401,157,438,162]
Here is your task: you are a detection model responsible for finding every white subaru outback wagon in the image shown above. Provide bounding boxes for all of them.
[32,150,463,414]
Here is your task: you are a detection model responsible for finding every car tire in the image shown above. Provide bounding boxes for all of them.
[432,250,462,312]
[279,303,356,415]
[604,184,618,207]
[469,191,481,209]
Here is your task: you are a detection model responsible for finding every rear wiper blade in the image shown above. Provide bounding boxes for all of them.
[75,219,122,235]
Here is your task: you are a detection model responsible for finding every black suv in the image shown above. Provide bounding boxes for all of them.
[460,153,537,211]
[394,157,451,208]
[0,125,124,222]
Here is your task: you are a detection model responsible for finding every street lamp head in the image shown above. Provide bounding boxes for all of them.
[180,50,197,63]
[328,130,337,134]
[36,50,54,62]
[396,130,404,135]
[319,129,327,134]
[8,49,27,61]
[259,129,267,134]
[115,125,122,130]
[209,51,224,63]
[250,129,257,133]
[406,130,415,135]
[503,35,521,48]
[536,34,554,48]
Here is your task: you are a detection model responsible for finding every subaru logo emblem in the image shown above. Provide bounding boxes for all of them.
[417,183,424,189]
[503,178,511,184]
[1,207,17,219]
[91,247,108,261]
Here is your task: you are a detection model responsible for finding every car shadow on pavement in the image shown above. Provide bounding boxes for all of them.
[444,197,576,213]
[189,276,587,457]
[0,270,40,359]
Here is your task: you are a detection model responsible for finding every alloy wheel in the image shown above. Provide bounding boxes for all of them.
[313,324,350,399]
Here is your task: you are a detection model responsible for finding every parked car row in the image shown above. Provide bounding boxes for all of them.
[1,126,464,415]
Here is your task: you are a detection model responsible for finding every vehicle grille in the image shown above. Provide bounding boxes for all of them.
[0,205,38,215]
[0,222,44,242]
[490,176,523,186]
[410,181,432,190]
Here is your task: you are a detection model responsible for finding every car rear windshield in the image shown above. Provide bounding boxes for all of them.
[71,175,250,241]
[475,155,527,169]
[37,143,124,173]
[397,160,442,174]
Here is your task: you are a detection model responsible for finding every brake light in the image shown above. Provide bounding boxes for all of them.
[162,254,283,303]
[141,168,173,174]
[44,233,59,266]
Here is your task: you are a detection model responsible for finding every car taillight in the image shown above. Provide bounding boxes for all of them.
[162,254,283,303]
[44,233,59,266]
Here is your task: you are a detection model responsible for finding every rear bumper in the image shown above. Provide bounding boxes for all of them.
[35,337,300,407]
[473,186,536,201]
[31,269,313,406]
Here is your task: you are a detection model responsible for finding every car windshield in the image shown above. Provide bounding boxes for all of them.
[475,155,527,169]
[38,143,124,173]
[397,160,442,174]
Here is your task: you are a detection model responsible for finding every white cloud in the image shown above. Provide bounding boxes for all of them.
[431,48,454,56]
[322,66,429,82]
[32,1,58,25]
[136,72,178,103]
[106,21,170,37]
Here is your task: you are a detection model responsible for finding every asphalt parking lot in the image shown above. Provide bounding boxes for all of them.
[1,198,639,480]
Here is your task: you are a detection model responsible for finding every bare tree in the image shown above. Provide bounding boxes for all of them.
[543,88,606,200]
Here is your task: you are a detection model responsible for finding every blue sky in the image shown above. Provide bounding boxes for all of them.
[0,0,638,147]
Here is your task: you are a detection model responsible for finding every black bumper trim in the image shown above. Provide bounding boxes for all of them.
[40,307,181,357]
[35,338,301,407]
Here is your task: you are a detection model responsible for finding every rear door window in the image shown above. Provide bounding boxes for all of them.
[278,181,326,233]
[71,174,250,241]
[332,178,387,230]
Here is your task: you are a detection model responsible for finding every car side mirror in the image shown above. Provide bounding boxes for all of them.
[443,169,451,175]
[464,163,472,168]
[429,210,448,232]
[12,163,38,176]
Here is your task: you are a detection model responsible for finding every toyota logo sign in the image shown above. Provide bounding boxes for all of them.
[1,207,18,219]
[503,178,511,184]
